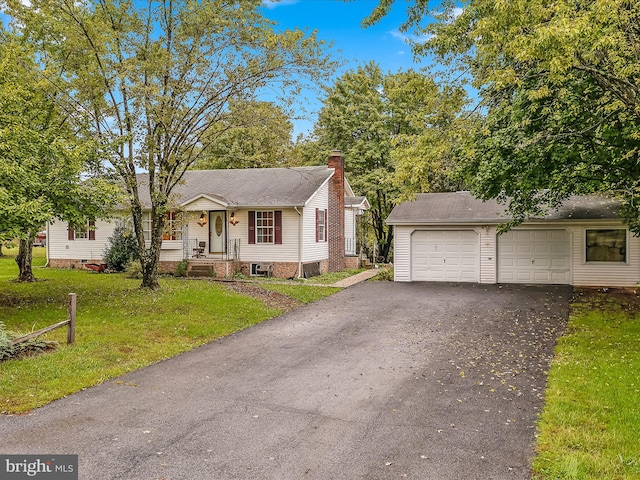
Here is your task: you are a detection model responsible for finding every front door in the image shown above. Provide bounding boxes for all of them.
[209,211,227,254]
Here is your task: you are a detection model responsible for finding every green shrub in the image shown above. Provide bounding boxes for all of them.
[13,338,57,358]
[103,222,139,272]
[175,260,188,277]
[0,322,15,361]
[0,322,57,362]
[375,267,394,281]
[124,259,142,279]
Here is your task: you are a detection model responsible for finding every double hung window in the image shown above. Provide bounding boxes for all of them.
[256,211,274,244]
[316,208,327,242]
[248,211,282,245]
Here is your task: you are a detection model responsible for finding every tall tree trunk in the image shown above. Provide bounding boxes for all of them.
[371,191,393,262]
[140,245,161,289]
[16,235,35,282]
[380,228,393,263]
[129,193,163,290]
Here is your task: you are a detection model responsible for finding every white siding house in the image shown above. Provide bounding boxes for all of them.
[387,192,640,287]
[47,218,118,266]
[301,181,329,263]
[48,152,368,278]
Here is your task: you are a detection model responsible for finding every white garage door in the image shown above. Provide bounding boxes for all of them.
[498,229,571,284]
[411,230,479,282]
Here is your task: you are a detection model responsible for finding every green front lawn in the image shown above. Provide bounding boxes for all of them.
[0,249,337,413]
[533,289,640,479]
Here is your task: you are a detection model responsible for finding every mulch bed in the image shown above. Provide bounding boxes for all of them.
[572,287,640,314]
[219,281,303,313]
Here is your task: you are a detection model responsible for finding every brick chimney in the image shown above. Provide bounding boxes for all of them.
[328,150,345,272]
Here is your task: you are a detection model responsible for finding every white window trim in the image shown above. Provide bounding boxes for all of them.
[256,211,274,244]
[584,228,628,264]
[142,211,183,241]
[317,209,326,242]
[74,221,91,240]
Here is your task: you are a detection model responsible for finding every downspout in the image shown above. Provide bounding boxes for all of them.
[295,206,303,278]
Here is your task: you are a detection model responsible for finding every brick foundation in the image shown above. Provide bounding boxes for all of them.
[235,261,299,279]
[273,262,299,279]
[157,261,180,274]
[344,256,360,270]
[48,259,103,269]
[49,257,356,278]
[49,259,180,275]
[320,259,329,274]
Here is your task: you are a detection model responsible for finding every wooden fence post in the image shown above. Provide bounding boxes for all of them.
[67,293,76,345]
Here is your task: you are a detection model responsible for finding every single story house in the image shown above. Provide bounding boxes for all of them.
[386,191,640,286]
[47,151,369,278]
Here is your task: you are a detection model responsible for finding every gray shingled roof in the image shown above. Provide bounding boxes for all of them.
[136,167,334,208]
[345,196,368,208]
[386,192,621,225]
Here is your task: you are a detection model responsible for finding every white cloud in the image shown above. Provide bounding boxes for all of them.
[262,0,299,9]
[451,7,463,19]
[390,30,408,42]
[390,29,433,45]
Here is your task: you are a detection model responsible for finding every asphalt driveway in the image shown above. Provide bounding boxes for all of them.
[1,282,570,480]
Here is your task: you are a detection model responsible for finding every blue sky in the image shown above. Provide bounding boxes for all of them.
[261,0,431,136]
[1,1,431,136]
[263,0,428,73]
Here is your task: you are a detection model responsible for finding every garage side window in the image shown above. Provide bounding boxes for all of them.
[586,229,627,262]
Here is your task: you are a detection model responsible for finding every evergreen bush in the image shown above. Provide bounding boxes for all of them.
[103,221,139,272]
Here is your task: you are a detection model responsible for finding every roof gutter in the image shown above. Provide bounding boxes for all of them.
[386,217,621,226]
[386,219,506,226]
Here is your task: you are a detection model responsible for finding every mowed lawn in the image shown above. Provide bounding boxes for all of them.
[0,248,338,413]
[533,289,640,479]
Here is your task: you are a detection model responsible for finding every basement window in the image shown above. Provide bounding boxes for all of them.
[586,229,627,263]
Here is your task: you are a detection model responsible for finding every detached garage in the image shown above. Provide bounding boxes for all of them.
[387,192,640,287]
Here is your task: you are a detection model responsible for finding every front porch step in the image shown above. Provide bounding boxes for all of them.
[187,264,215,277]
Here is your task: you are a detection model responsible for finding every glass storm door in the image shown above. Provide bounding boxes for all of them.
[209,211,227,254]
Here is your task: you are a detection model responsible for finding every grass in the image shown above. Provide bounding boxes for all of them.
[260,283,340,304]
[0,248,338,413]
[533,289,640,479]
[302,268,365,285]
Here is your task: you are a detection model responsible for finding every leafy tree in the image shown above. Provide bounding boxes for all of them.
[313,63,394,261]
[313,62,470,261]
[194,100,295,169]
[366,0,640,231]
[385,70,474,197]
[0,32,117,282]
[4,0,335,289]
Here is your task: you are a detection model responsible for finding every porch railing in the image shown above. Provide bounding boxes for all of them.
[345,237,357,256]
[183,236,240,261]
